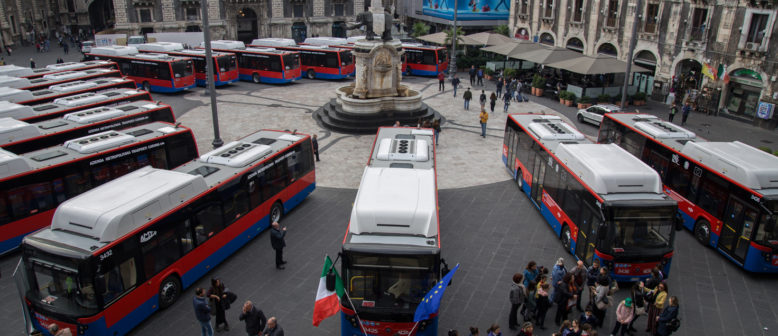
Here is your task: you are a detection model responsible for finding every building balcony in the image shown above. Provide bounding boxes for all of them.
[688,27,707,42]
[132,0,155,7]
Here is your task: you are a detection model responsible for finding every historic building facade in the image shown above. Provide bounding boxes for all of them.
[509,0,778,123]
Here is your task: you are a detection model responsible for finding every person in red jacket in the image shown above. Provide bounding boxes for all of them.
[438,71,445,92]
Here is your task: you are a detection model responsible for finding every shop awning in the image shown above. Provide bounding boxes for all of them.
[461,32,514,46]
[415,32,449,45]
[480,40,546,57]
[545,54,652,75]
[508,46,584,65]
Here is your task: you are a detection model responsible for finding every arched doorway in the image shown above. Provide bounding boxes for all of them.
[88,0,114,32]
[725,68,763,119]
[597,43,618,57]
[291,22,307,43]
[237,8,258,44]
[539,32,554,46]
[633,50,657,95]
[565,38,584,53]
[515,28,530,40]
[674,59,702,92]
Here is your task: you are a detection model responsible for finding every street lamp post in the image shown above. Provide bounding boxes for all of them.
[449,0,458,78]
[621,0,642,108]
[200,0,223,149]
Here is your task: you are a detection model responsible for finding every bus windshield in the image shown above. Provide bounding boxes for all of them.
[217,55,237,72]
[437,49,447,64]
[24,254,98,317]
[345,252,438,319]
[610,206,675,252]
[172,60,193,78]
[756,200,778,247]
[283,54,300,70]
[340,51,353,66]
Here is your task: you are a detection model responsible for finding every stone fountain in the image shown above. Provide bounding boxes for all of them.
[314,0,436,134]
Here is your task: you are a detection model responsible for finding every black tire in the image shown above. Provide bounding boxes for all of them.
[306,69,316,79]
[158,275,181,309]
[142,81,151,92]
[516,169,523,188]
[694,219,711,245]
[270,201,284,224]
[561,225,572,253]
[252,73,261,84]
[577,114,584,123]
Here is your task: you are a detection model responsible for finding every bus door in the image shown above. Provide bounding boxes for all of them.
[717,197,757,262]
[575,203,600,265]
[530,152,547,206]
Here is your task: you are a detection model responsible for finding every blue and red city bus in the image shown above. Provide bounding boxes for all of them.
[0,88,152,123]
[0,100,176,154]
[16,129,315,335]
[0,68,123,91]
[598,113,778,272]
[136,42,239,87]
[250,38,354,79]
[340,127,442,335]
[0,121,198,255]
[86,45,196,93]
[0,78,139,106]
[207,40,301,84]
[302,36,407,74]
[503,114,677,280]
[0,61,118,79]
[401,44,448,77]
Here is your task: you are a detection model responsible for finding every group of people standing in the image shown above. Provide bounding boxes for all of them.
[504,258,679,336]
[193,278,284,336]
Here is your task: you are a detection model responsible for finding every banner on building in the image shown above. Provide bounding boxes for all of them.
[422,0,510,21]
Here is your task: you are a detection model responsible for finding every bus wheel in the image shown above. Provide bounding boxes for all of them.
[306,70,315,79]
[270,201,284,224]
[252,73,261,83]
[158,275,181,309]
[142,81,151,92]
[561,225,572,253]
[516,170,523,188]
[694,219,711,245]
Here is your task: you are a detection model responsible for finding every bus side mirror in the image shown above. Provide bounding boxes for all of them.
[441,259,452,286]
[326,270,336,292]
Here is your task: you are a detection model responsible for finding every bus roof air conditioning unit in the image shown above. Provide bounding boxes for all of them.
[199,141,273,167]
[64,130,136,153]
[49,81,98,93]
[634,118,696,140]
[528,117,585,141]
[42,71,88,81]
[53,92,109,107]
[376,136,429,162]
[64,106,127,124]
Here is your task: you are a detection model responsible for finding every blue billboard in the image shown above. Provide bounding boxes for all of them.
[422,0,510,21]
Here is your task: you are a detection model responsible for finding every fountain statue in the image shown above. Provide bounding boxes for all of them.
[314,0,436,133]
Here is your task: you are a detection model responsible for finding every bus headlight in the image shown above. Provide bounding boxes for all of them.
[78,324,88,335]
[349,316,358,328]
[763,252,771,262]
[419,320,429,331]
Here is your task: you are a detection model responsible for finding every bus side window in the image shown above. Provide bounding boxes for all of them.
[666,162,692,198]
[697,173,729,218]
[194,204,224,245]
[158,63,171,80]
[0,192,11,225]
[165,135,196,167]
[96,257,137,306]
[646,150,670,178]
[150,147,169,168]
[248,178,263,209]
[141,225,180,277]
[180,219,195,253]
[220,179,249,224]
[64,170,92,197]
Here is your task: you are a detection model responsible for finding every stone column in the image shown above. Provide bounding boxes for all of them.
[113,0,130,27]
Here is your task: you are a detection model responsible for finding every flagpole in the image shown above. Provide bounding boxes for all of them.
[342,290,370,335]
[407,321,421,336]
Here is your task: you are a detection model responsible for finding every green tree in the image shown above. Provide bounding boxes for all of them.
[495,24,510,37]
[444,26,465,45]
[411,22,430,38]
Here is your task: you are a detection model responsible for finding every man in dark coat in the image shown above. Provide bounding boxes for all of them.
[263,317,284,336]
[193,288,213,336]
[239,300,267,336]
[312,134,320,161]
[270,221,287,269]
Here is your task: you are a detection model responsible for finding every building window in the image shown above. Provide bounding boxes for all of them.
[643,3,659,33]
[544,0,554,18]
[293,2,305,17]
[690,8,707,41]
[519,0,528,15]
[572,0,584,22]
[185,7,200,21]
[10,15,16,34]
[138,8,153,22]
[334,3,344,16]
[66,0,75,12]
[606,0,618,27]
[746,13,769,44]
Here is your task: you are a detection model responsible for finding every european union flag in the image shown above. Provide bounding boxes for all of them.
[413,264,460,322]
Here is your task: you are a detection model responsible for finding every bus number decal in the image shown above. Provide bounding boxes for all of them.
[140,230,157,243]
[693,166,702,177]
[671,154,679,165]
[99,250,113,260]
[750,194,760,203]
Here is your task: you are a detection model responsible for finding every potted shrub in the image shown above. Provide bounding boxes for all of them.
[565,92,576,107]
[559,90,568,104]
[578,95,592,109]
[484,67,495,81]
[614,93,628,107]
[597,94,611,105]
[532,74,546,96]
[632,92,647,106]
[503,67,517,80]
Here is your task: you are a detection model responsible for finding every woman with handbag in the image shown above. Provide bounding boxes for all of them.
[592,278,610,327]
[646,282,668,334]
[208,278,231,332]
[628,282,647,332]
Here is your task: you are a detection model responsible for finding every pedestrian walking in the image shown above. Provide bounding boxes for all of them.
[646,282,668,334]
[193,288,214,336]
[669,103,678,123]
[479,108,489,138]
[479,90,487,109]
[432,118,441,146]
[551,258,567,303]
[452,75,461,96]
[477,68,484,86]
[496,78,504,98]
[63,42,69,54]
[490,92,497,113]
[681,102,691,126]
[515,81,525,102]
[572,261,586,311]
[535,282,551,330]
[509,273,526,330]
[438,71,446,92]
[469,65,476,86]
[503,92,511,112]
[463,88,472,110]
[262,317,284,336]
[593,277,610,328]
[312,134,320,161]
[207,278,231,331]
[586,259,600,306]
[486,324,501,336]
[270,221,287,269]
[239,301,267,336]
[30,58,36,68]
[655,296,679,336]
[56,57,64,64]
[610,298,635,336]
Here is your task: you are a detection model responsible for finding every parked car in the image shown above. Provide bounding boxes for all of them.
[576,104,621,126]
[81,40,95,53]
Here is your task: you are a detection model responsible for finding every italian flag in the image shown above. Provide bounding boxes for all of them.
[313,255,345,327]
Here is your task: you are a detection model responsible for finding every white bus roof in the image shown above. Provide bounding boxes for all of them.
[0,75,32,88]
[681,141,778,190]
[207,40,246,50]
[347,36,365,43]
[0,65,34,77]
[43,60,114,72]
[0,118,40,144]
[349,127,438,241]
[136,42,185,52]
[304,37,349,46]
[0,147,32,177]
[0,87,33,103]
[605,113,701,151]
[89,45,140,56]
[250,38,296,47]
[510,114,588,153]
[0,101,34,118]
[556,143,663,195]
[41,70,90,81]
